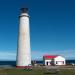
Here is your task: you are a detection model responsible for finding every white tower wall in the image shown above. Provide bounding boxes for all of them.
[16,8,31,68]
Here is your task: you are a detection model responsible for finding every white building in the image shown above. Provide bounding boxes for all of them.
[43,55,66,66]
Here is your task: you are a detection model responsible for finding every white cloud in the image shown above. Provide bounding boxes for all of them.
[0,50,74,60]
[0,51,16,61]
[31,50,75,60]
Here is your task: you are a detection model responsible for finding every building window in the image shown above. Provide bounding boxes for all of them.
[56,61,57,64]
[63,61,64,64]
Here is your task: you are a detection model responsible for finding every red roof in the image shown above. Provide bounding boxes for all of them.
[43,55,58,59]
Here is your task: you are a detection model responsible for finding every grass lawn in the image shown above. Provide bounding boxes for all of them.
[0,67,75,75]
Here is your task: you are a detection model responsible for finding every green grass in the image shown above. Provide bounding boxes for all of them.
[0,68,75,75]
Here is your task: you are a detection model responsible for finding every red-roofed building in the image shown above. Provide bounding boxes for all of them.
[43,55,58,59]
[43,55,66,66]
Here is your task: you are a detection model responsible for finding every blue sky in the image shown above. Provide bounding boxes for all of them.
[0,0,74,60]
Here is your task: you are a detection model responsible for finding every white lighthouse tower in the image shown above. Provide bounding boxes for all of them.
[16,8,31,68]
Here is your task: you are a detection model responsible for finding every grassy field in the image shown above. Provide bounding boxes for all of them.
[0,67,75,75]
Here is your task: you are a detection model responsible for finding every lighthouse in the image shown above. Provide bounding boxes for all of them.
[16,8,31,68]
